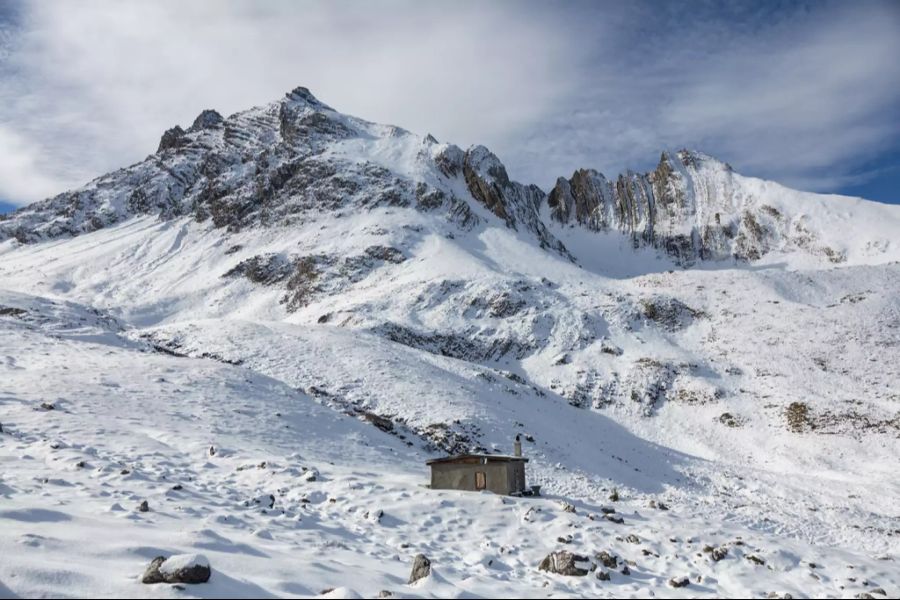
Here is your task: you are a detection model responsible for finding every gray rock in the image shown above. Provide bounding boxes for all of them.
[538,551,591,576]
[668,575,690,588]
[408,554,431,584]
[595,551,618,569]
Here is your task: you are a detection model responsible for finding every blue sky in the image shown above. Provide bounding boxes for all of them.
[0,0,898,213]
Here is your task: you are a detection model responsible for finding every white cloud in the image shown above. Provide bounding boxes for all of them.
[508,2,900,191]
[0,125,70,202]
[0,0,898,205]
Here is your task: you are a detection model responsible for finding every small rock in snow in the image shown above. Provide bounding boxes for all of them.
[595,551,618,568]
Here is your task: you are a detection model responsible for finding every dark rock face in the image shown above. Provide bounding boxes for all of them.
[538,551,591,576]
[157,126,188,153]
[408,554,431,584]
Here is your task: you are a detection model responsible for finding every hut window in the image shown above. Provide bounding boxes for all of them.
[475,471,486,490]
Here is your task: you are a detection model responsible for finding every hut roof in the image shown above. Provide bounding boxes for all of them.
[426,453,529,466]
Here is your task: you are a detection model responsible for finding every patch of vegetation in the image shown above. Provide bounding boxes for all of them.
[786,402,812,433]
[639,296,706,330]
[822,246,846,264]
[281,256,323,312]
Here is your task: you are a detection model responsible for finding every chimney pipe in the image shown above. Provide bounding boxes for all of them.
[514,434,522,457]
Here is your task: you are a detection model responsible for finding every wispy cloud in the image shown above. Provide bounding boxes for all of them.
[0,0,898,205]
[506,1,900,192]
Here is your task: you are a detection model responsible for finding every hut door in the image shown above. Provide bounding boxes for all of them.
[475,471,486,490]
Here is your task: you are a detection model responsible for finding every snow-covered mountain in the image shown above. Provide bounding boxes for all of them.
[0,86,898,598]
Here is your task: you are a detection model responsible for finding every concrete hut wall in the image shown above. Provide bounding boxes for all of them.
[430,460,525,495]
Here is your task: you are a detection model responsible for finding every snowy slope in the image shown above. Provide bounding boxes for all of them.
[1,288,897,598]
[0,86,898,598]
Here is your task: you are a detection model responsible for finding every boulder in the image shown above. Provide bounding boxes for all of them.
[538,551,591,576]
[408,554,431,584]
[142,554,211,584]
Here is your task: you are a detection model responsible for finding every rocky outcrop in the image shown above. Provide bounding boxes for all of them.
[157,125,188,153]
[547,150,790,265]
[222,248,409,311]
[460,145,572,258]
[639,296,706,330]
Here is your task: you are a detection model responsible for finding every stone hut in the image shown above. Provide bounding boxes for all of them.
[426,435,529,495]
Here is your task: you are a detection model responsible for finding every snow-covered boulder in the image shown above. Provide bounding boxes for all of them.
[142,553,211,584]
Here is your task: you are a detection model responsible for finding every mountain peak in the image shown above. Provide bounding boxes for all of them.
[284,86,330,110]
[190,109,224,132]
